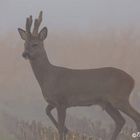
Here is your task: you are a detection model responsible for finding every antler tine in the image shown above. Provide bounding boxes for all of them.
[28,15,33,29]
[38,11,43,23]
[33,11,43,35]
[26,16,32,33]
[26,18,29,32]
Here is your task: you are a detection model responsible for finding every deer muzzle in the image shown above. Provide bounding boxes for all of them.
[22,52,30,59]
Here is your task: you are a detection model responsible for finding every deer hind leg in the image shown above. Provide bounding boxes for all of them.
[57,105,66,140]
[104,102,125,140]
[45,104,69,134]
[117,101,140,139]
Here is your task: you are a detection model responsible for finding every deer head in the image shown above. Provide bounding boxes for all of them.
[18,11,48,60]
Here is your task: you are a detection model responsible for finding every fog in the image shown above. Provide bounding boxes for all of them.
[1,0,140,132]
[1,0,140,33]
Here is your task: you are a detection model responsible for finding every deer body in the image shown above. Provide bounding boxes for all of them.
[18,12,140,140]
[32,57,134,108]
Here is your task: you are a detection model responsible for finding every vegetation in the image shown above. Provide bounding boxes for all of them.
[0,112,136,140]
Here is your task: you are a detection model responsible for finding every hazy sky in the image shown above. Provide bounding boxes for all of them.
[1,0,140,33]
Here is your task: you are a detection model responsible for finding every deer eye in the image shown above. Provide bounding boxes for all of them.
[32,44,38,47]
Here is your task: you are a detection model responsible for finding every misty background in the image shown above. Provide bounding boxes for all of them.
[1,0,140,137]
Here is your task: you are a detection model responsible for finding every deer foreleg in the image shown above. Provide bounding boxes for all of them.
[45,104,68,134]
[57,105,66,140]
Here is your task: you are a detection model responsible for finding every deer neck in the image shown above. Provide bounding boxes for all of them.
[29,48,51,88]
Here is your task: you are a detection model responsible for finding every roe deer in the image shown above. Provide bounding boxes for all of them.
[18,11,140,140]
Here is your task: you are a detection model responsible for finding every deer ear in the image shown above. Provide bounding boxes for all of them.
[39,27,48,41]
[18,28,27,40]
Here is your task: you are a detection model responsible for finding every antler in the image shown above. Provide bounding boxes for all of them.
[33,11,43,36]
[26,15,32,37]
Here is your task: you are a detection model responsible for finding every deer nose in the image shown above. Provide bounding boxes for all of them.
[22,52,30,59]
